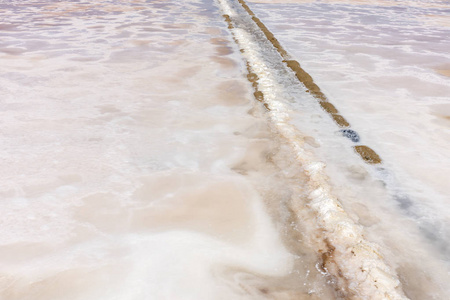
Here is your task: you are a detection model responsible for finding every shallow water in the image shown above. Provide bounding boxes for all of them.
[0,0,449,299]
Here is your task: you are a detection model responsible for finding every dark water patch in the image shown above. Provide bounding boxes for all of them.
[375,167,450,258]
[340,129,360,142]
[394,194,413,210]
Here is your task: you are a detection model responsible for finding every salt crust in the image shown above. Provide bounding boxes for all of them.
[217,0,409,298]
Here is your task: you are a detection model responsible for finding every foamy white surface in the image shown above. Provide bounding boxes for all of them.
[0,0,335,299]
[247,0,450,298]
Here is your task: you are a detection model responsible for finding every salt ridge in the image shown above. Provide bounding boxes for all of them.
[217,0,409,298]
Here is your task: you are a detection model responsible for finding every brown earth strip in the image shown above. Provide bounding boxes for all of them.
[354,145,382,164]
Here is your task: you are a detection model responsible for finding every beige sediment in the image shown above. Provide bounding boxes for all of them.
[436,69,450,77]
